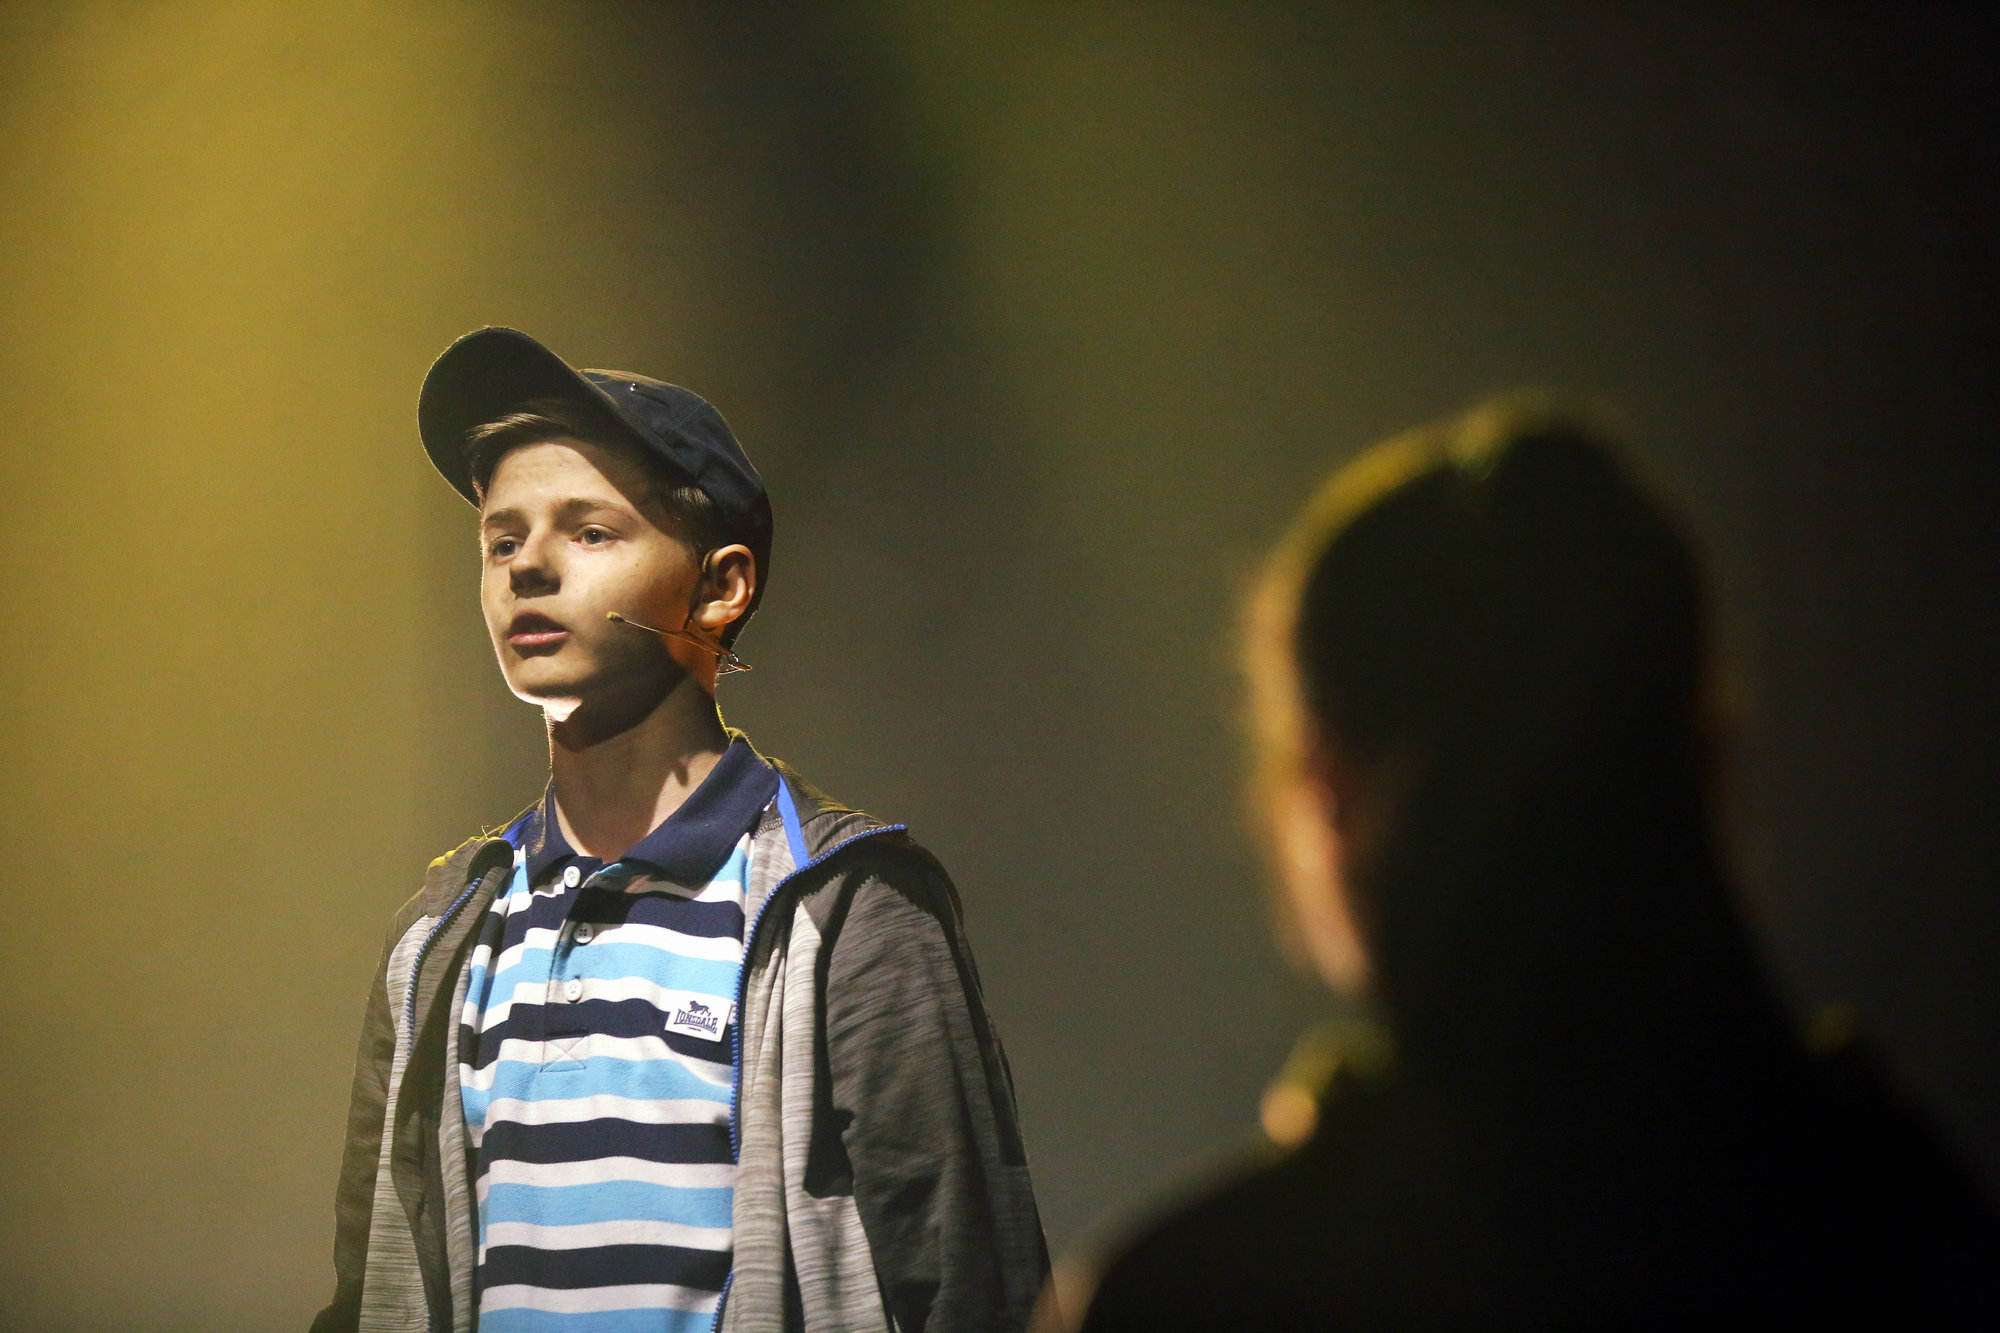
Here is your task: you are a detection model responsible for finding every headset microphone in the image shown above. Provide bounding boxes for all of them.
[606,612,752,675]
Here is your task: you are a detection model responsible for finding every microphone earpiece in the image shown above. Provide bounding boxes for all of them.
[606,611,752,675]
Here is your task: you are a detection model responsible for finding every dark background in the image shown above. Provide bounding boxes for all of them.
[0,5,1994,1327]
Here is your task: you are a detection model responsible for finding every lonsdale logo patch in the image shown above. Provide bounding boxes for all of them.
[665,998,731,1041]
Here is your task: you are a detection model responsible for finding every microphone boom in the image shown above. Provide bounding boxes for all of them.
[606,611,752,675]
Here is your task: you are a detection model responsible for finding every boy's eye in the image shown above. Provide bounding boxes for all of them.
[488,538,519,558]
[579,528,609,546]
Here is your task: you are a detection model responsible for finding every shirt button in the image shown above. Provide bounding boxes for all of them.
[574,923,595,944]
[562,865,581,888]
[564,978,584,1002]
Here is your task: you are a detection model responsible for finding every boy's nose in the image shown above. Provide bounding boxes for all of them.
[509,533,561,593]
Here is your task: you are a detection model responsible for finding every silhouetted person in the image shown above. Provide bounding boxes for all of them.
[1069,400,2000,1329]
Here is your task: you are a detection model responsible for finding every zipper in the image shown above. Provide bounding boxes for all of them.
[712,1271,733,1332]
[403,855,503,1045]
[727,819,905,1158]
[402,821,528,1047]
[403,842,517,1333]
[712,814,906,1330]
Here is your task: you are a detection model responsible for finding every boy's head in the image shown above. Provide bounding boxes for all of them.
[418,328,772,717]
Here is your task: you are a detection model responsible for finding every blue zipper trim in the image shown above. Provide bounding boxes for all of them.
[728,811,906,1160]
[711,1271,734,1332]
[400,833,520,1078]
[405,841,518,1333]
[773,777,811,874]
[408,815,529,1330]
[713,777,905,1330]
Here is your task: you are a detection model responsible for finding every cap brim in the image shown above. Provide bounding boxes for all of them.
[418,327,637,505]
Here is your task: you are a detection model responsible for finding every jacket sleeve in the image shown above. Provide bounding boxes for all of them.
[310,904,414,1333]
[819,849,1050,1333]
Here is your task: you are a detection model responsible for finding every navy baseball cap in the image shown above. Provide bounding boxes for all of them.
[418,327,774,558]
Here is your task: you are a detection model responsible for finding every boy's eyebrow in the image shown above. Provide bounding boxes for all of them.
[480,495,636,529]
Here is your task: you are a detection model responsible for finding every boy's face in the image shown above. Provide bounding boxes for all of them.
[478,437,705,715]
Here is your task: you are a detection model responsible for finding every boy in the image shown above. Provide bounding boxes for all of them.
[313,327,1047,1333]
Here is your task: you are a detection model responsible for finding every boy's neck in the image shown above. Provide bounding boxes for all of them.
[546,676,732,862]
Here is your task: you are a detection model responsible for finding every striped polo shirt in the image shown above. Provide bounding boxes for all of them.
[459,740,779,1331]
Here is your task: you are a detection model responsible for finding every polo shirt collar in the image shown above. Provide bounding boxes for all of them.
[517,737,779,887]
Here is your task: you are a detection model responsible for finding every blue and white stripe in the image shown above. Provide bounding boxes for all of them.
[458,830,752,1331]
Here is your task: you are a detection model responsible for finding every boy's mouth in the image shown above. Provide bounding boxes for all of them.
[507,611,570,649]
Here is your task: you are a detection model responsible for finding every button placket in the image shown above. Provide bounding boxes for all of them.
[560,863,606,986]
[544,861,588,1019]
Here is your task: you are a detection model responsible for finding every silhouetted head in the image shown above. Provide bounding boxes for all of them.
[1247,398,1748,1052]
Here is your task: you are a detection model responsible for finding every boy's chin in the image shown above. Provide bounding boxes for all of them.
[502,660,591,708]
[504,660,681,716]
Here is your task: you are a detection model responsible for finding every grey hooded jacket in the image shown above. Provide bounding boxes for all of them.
[311,757,1048,1332]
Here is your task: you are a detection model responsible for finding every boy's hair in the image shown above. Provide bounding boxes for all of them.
[463,398,753,645]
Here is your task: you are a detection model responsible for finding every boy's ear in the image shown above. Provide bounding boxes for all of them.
[690,544,757,637]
